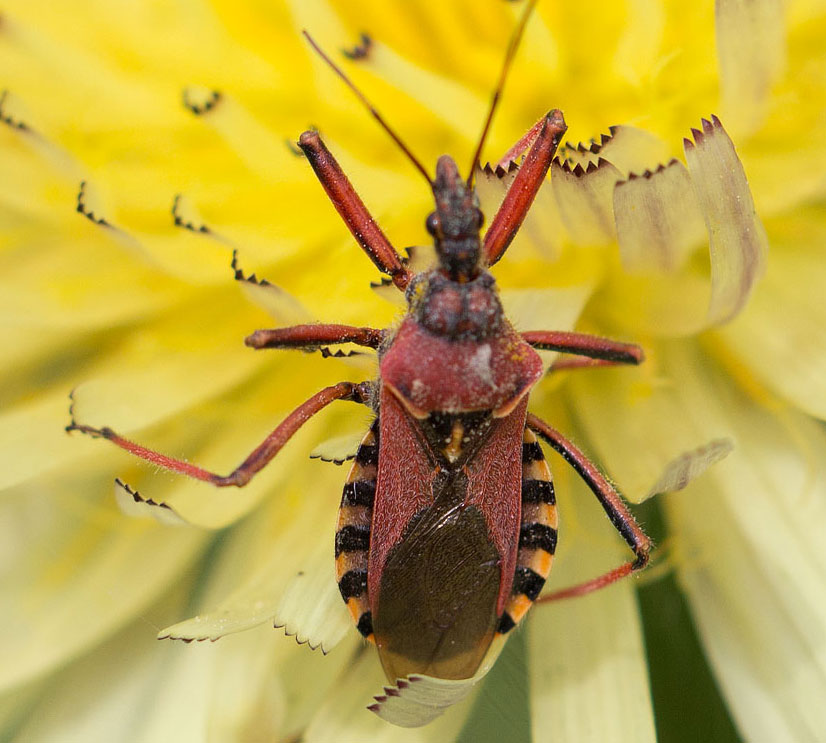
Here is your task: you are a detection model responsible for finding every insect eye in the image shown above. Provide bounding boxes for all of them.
[425,212,440,237]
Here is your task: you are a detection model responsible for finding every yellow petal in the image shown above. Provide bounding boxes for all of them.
[7,585,212,742]
[310,431,363,464]
[716,0,785,136]
[205,622,355,741]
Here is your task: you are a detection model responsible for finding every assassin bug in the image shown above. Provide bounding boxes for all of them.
[67,0,650,683]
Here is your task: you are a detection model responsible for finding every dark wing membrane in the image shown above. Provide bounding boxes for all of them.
[370,388,526,681]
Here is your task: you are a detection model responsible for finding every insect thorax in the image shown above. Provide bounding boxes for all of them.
[407,269,503,342]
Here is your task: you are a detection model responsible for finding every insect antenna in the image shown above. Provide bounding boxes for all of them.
[467,0,540,187]
[302,30,433,186]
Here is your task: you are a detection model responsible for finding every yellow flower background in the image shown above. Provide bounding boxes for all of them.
[2,0,826,740]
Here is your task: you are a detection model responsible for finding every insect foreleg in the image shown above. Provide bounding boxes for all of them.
[245,323,384,351]
[527,413,651,601]
[482,110,567,267]
[298,131,412,291]
[522,330,644,365]
[66,381,375,487]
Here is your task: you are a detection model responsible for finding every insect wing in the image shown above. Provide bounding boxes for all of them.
[369,387,526,682]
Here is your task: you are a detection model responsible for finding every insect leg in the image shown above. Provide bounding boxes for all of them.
[549,357,631,372]
[527,413,651,601]
[66,381,374,487]
[522,330,644,365]
[245,324,384,351]
[482,110,567,267]
[298,131,412,291]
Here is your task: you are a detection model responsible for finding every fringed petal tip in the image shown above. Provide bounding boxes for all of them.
[644,438,735,500]
[683,114,768,324]
[231,249,311,324]
[0,88,34,133]
[552,155,622,245]
[273,621,328,654]
[171,193,213,235]
[157,608,266,644]
[367,673,478,728]
[309,431,362,464]
[114,478,191,527]
[615,158,706,274]
[181,85,222,117]
[367,636,504,727]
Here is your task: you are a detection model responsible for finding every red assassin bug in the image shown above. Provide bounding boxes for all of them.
[67,0,650,683]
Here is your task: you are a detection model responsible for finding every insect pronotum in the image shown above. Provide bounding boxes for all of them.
[67,0,650,683]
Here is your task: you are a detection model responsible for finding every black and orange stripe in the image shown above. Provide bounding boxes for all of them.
[497,427,558,634]
[335,419,379,642]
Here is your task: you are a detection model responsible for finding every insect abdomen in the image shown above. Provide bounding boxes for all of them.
[497,427,558,633]
[335,420,379,642]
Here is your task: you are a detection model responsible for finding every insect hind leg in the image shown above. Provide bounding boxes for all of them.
[66,381,375,488]
[527,412,651,602]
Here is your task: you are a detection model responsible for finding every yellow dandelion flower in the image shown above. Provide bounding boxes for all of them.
[2,0,825,741]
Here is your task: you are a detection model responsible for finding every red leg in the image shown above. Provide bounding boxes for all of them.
[482,110,567,267]
[490,116,547,171]
[298,131,412,291]
[522,330,644,365]
[550,357,628,372]
[66,381,374,487]
[245,324,384,351]
[527,413,651,601]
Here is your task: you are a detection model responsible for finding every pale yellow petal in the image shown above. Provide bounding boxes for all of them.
[304,651,472,742]
[205,622,355,741]
[614,159,706,273]
[563,342,735,503]
[273,535,352,653]
[564,126,671,179]
[528,450,656,743]
[666,387,826,741]
[684,116,769,324]
[10,586,211,743]
[0,300,264,491]
[643,438,734,498]
[369,639,504,728]
[552,158,623,246]
[114,478,192,527]
[0,466,206,692]
[714,238,826,420]
[476,164,564,259]
[158,457,348,641]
